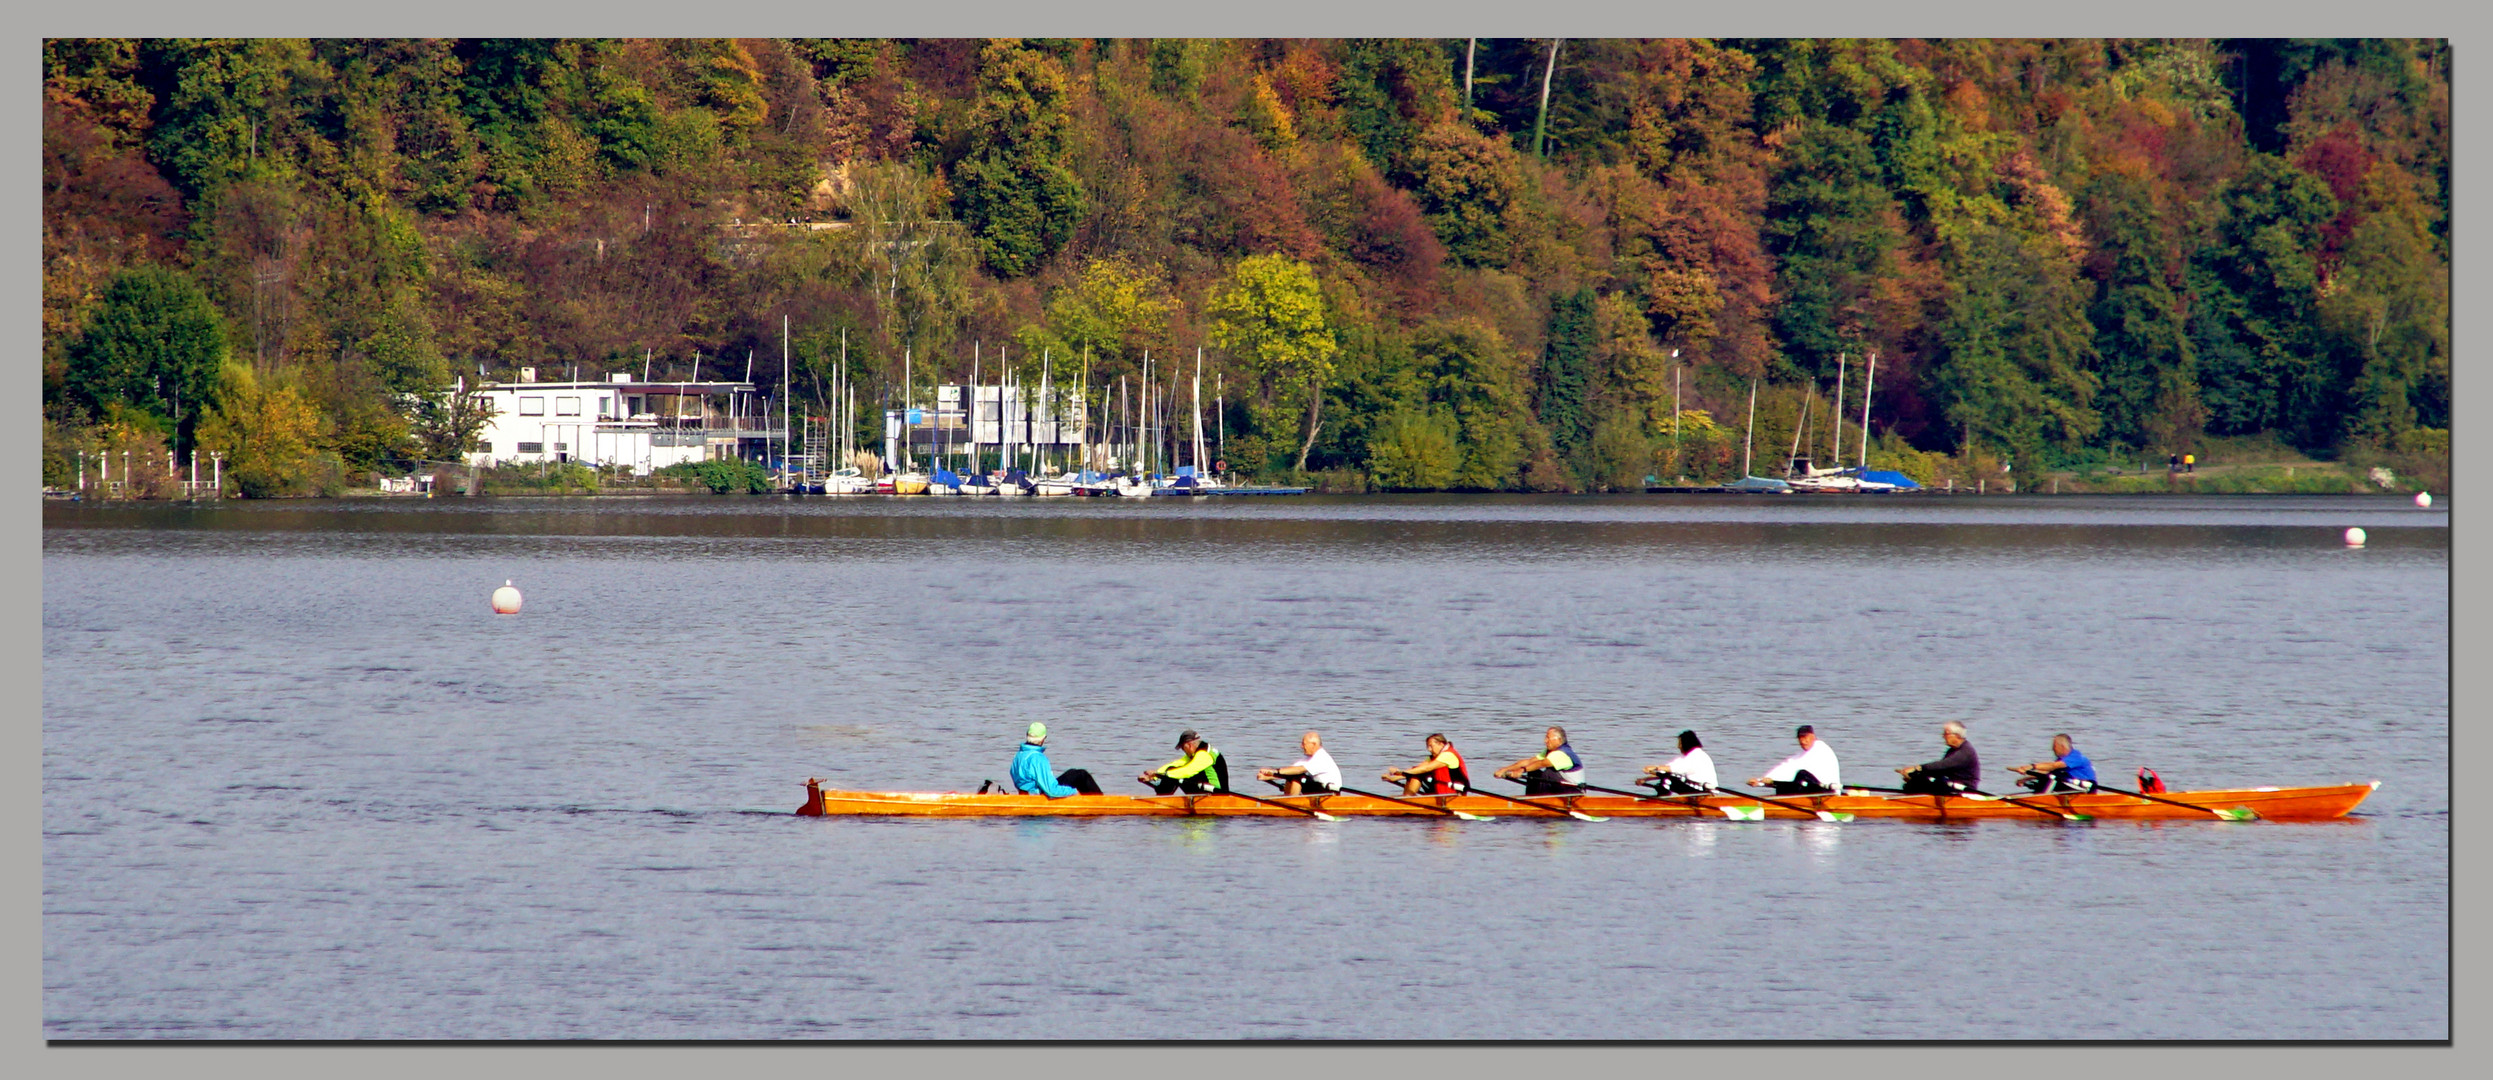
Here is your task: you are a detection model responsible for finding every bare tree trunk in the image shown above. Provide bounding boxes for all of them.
[1532,39,1562,158]
[1464,39,1476,111]
[1295,385,1323,472]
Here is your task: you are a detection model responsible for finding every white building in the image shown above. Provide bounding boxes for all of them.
[462,368,785,476]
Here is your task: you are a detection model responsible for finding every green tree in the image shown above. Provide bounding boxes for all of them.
[1765,120,1904,376]
[1927,225,2102,487]
[1365,407,1459,490]
[2189,154,2339,446]
[62,265,230,457]
[2081,169,2197,451]
[1412,316,1531,491]
[195,363,323,496]
[954,40,1087,277]
[1537,287,1594,457]
[1208,254,1339,471]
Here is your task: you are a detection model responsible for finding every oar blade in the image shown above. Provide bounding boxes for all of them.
[1815,811,1856,823]
[1567,811,1607,822]
[1453,810,1490,821]
[1719,805,1766,822]
[2218,806,2257,821]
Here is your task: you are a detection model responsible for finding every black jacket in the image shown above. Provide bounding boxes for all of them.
[1915,742,1980,788]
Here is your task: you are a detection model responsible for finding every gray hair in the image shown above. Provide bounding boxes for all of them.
[1942,721,1968,737]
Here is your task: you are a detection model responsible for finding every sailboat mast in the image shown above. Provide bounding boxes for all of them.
[1193,346,1204,475]
[1744,379,1758,478]
[971,342,981,475]
[1787,384,1810,476]
[1831,352,1846,468]
[1860,352,1876,470]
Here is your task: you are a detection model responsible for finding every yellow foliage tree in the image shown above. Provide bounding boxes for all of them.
[196,363,323,497]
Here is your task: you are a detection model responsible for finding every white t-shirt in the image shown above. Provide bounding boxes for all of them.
[1293,747,1342,788]
[1658,748,1717,788]
[1762,739,1842,791]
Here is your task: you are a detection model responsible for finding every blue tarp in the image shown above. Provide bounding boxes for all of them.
[1856,469,1922,489]
[933,468,961,487]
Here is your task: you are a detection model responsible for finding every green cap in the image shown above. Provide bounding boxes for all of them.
[1026,722,1047,742]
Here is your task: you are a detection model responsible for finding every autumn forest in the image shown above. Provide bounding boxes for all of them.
[41,38,2451,495]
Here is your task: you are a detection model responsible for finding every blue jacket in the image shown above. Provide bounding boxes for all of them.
[1011,742,1075,798]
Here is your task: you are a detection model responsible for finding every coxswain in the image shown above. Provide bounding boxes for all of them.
[1010,722,1102,798]
[1896,721,1980,795]
[1749,725,1841,795]
[2010,733,2096,793]
[1381,733,1468,796]
[1640,729,1716,794]
[1139,729,1226,795]
[1494,725,1587,795]
[1258,730,1342,795]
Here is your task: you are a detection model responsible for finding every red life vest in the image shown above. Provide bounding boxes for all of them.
[2137,767,2166,793]
[1426,747,1469,793]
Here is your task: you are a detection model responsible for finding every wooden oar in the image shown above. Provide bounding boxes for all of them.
[1696,784,1856,823]
[2078,779,2258,821]
[1211,787,1341,822]
[1338,785,1490,821]
[1479,779,1607,822]
[1589,781,1852,822]
[1856,781,2088,822]
[1579,782,1712,811]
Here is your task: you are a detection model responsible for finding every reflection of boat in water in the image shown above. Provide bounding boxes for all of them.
[798,780,2379,821]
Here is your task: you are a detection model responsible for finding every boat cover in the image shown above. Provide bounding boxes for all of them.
[1856,469,1921,489]
[933,468,962,487]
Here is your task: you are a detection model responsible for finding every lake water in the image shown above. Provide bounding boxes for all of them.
[42,494,2449,1039]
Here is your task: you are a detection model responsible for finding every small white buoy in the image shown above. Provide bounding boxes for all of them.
[491,580,523,614]
[2343,527,2366,548]
[2415,492,2432,508]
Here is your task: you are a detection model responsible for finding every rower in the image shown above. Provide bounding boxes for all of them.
[1140,729,1227,795]
[1011,722,1102,798]
[1640,729,1716,794]
[1494,725,1586,796]
[2010,733,2096,793]
[1749,725,1841,795]
[1258,730,1342,796]
[1896,721,1980,795]
[1381,733,1468,796]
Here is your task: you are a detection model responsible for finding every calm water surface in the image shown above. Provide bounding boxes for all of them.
[42,495,2449,1038]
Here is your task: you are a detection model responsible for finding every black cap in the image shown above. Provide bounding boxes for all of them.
[1175,729,1199,748]
[1796,725,1815,737]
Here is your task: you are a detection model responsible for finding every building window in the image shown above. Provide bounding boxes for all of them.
[553,443,568,452]
[519,397,545,416]
[517,441,544,454]
[476,443,493,455]
[557,396,581,416]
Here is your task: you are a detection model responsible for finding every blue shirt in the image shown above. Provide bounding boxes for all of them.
[2058,747,2096,783]
[1011,742,1075,798]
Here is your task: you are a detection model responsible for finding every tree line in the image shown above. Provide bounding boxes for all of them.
[42,38,2449,495]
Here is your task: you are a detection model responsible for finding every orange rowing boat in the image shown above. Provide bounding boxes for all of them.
[796,779,2377,821]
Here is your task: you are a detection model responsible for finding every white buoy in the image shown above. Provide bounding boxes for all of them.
[2343,527,2366,548]
[491,580,523,614]
[2415,492,2432,508]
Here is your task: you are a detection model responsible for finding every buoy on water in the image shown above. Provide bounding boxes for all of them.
[2415,492,2433,508]
[2343,527,2367,548]
[491,580,523,614]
